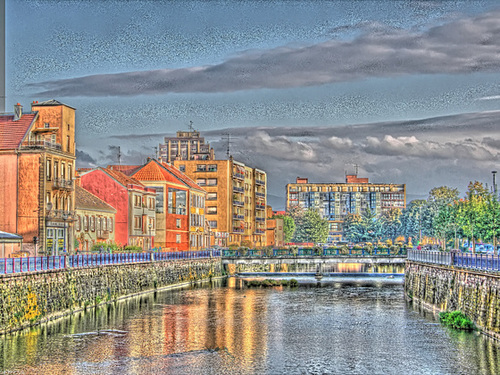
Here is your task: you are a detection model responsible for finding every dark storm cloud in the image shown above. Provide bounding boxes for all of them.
[30,10,500,97]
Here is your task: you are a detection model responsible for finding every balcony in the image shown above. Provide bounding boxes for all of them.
[256,204,266,210]
[255,192,265,198]
[232,228,244,233]
[233,214,244,220]
[233,172,244,180]
[233,200,244,207]
[53,178,74,190]
[21,140,62,151]
[256,179,265,185]
[255,229,265,234]
[46,209,75,221]
[256,217,266,222]
[233,186,244,193]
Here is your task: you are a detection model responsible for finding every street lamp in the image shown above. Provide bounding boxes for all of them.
[148,223,153,250]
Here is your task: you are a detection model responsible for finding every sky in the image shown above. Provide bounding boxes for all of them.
[6,0,500,209]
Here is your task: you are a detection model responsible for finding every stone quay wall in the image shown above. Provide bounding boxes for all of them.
[405,261,500,340]
[0,258,222,334]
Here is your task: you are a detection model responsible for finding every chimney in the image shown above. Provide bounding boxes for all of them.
[13,103,22,121]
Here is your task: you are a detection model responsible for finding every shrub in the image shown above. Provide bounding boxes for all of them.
[439,311,475,331]
[123,245,142,252]
[289,246,299,256]
[313,246,323,256]
[263,246,274,257]
[289,279,299,287]
[238,246,249,256]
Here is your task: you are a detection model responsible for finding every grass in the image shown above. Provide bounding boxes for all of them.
[439,311,476,331]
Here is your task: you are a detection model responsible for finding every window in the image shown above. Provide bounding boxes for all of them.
[176,218,181,228]
[196,164,206,172]
[102,217,107,231]
[76,216,81,231]
[208,164,217,172]
[207,192,217,201]
[207,207,217,215]
[176,234,181,243]
[134,195,141,207]
[53,161,58,180]
[44,122,50,128]
[90,216,95,231]
[46,160,52,180]
[207,178,217,186]
[179,165,185,172]
[83,216,89,231]
[46,192,51,204]
[108,218,113,231]
[67,135,70,151]
[196,179,206,186]
[208,220,217,228]
[61,163,65,179]
[134,216,142,229]
[168,188,187,215]
[67,164,72,180]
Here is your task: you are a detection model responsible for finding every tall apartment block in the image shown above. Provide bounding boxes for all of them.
[159,130,214,163]
[286,175,406,242]
[173,158,267,247]
[0,100,76,255]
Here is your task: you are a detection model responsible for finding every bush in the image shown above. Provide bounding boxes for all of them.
[313,246,323,256]
[439,311,475,331]
[263,246,274,257]
[123,245,142,252]
[238,246,249,256]
[289,279,299,287]
[289,246,299,256]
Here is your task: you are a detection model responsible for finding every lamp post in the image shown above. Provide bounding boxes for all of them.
[148,223,153,250]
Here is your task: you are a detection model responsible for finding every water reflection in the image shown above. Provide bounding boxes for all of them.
[1,277,500,374]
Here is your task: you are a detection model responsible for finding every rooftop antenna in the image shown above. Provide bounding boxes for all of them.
[493,171,498,195]
[223,133,231,159]
[188,120,194,132]
[354,164,359,175]
[0,0,5,113]
[117,146,122,166]
[153,146,158,160]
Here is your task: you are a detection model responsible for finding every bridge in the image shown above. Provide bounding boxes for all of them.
[221,248,407,272]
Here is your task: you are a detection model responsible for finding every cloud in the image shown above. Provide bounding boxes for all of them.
[30,9,500,97]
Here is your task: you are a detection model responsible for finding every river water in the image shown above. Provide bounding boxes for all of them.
[1,276,500,375]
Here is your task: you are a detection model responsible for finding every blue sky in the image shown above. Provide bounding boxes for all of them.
[6,1,500,208]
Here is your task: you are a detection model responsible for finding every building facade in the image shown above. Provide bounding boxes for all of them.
[159,130,214,163]
[75,185,116,252]
[131,159,207,251]
[0,100,76,255]
[286,175,406,242]
[173,158,267,247]
[79,168,156,250]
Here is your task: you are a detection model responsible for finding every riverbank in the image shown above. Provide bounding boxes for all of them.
[0,258,223,335]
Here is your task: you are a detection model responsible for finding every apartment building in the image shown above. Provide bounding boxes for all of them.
[173,158,267,247]
[79,168,156,250]
[0,100,76,255]
[286,175,406,242]
[159,130,214,163]
[131,159,207,251]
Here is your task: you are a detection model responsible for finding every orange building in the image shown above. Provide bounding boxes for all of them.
[131,159,207,251]
[173,157,267,247]
[0,100,76,255]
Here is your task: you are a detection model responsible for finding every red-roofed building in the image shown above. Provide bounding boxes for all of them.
[79,168,156,250]
[0,100,77,255]
[130,159,207,251]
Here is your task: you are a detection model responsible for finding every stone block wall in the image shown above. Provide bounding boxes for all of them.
[0,258,222,334]
[405,261,500,340]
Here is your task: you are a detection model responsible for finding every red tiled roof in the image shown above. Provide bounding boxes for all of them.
[132,160,205,192]
[102,167,145,188]
[107,165,141,176]
[160,161,206,192]
[75,185,116,213]
[0,113,37,150]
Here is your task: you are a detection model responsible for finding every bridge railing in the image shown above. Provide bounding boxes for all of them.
[222,248,407,257]
[408,250,500,272]
[0,250,221,275]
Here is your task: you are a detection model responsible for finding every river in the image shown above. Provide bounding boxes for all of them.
[1,276,499,374]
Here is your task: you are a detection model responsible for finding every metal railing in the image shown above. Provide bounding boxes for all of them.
[0,250,221,275]
[407,250,453,266]
[408,249,500,272]
[222,248,407,257]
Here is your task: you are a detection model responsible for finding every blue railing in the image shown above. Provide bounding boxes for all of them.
[222,248,406,257]
[0,250,221,275]
[408,250,500,272]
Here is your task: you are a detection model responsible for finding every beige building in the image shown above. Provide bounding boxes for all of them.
[75,185,116,252]
[286,175,406,242]
[159,129,214,163]
[173,158,267,247]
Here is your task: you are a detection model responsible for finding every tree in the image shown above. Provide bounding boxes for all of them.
[343,208,383,243]
[273,214,296,243]
[380,207,402,242]
[292,208,328,244]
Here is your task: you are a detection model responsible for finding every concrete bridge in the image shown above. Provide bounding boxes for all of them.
[221,255,407,267]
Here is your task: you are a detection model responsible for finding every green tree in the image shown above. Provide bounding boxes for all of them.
[292,208,328,244]
[343,208,382,243]
[273,214,296,243]
[380,207,402,242]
